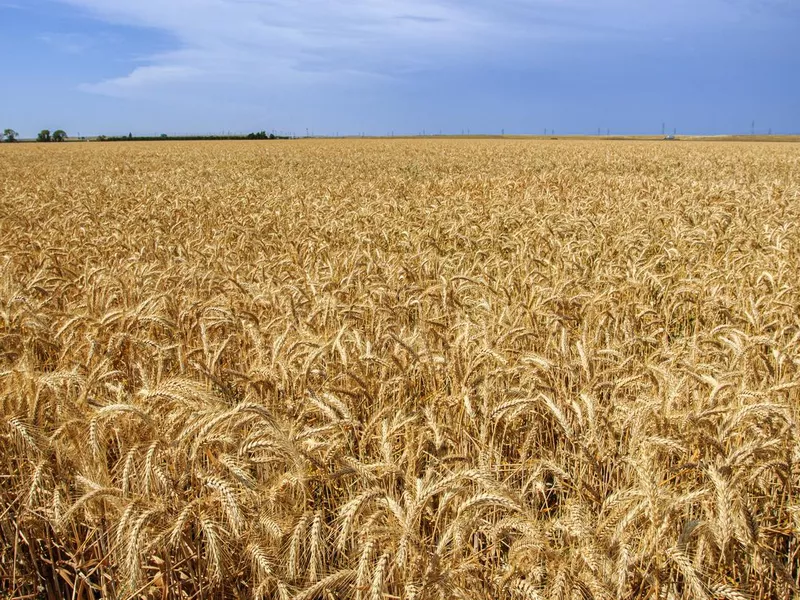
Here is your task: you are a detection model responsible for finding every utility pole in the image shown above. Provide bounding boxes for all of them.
[751,120,755,136]
[662,122,665,136]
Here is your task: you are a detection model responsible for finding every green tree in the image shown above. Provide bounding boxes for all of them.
[37,129,51,142]
[2,128,19,142]
[52,130,67,142]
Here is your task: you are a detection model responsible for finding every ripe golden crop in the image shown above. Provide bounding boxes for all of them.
[1,139,799,599]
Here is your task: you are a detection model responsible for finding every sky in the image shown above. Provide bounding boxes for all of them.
[1,0,798,137]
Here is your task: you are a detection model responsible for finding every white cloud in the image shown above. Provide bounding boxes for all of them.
[37,31,102,53]
[51,0,776,97]
[79,65,202,95]
[38,32,81,53]
[53,0,491,94]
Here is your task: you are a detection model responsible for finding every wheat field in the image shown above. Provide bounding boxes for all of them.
[1,139,799,599]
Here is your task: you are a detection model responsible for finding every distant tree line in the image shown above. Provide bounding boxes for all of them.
[246,131,276,139]
[36,129,68,142]
[2,129,69,142]
[2,129,289,142]
[97,131,288,142]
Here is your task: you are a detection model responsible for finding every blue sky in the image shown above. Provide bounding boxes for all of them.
[1,0,798,137]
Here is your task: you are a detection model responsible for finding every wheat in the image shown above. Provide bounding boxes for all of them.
[1,138,799,599]
[370,552,391,600]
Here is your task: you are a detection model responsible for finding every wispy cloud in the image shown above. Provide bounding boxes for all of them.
[79,64,202,95]
[50,0,784,97]
[50,0,481,94]
[37,31,95,53]
[396,15,448,24]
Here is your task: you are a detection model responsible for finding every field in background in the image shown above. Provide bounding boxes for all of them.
[1,139,799,599]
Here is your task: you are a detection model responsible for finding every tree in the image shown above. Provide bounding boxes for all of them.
[37,129,51,142]
[52,130,67,142]
[2,128,18,142]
